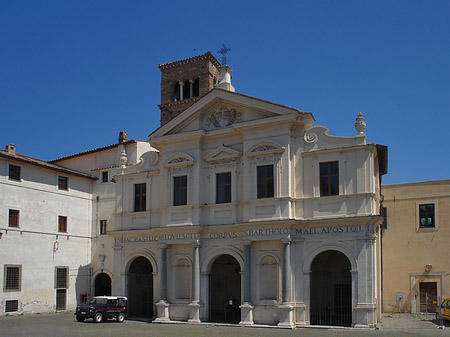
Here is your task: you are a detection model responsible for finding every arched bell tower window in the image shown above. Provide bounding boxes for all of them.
[193,77,199,97]
[173,82,180,102]
[172,77,200,102]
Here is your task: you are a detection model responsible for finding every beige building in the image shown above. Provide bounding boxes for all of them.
[381,180,450,313]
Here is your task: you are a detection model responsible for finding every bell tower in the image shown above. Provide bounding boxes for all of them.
[158,52,221,126]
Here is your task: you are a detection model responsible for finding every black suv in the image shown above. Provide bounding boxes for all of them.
[75,296,127,323]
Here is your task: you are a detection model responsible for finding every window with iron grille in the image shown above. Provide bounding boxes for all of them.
[8,209,19,228]
[55,267,68,289]
[9,164,21,181]
[100,220,107,235]
[5,300,18,312]
[134,183,146,212]
[257,165,274,198]
[419,204,435,227]
[4,266,21,291]
[320,161,339,196]
[173,176,187,206]
[101,171,109,183]
[216,172,231,204]
[58,176,68,190]
[58,216,67,233]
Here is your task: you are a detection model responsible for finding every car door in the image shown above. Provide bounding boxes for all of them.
[444,300,450,320]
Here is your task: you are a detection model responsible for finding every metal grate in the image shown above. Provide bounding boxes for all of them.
[5,267,20,290]
[56,268,67,289]
[5,300,18,312]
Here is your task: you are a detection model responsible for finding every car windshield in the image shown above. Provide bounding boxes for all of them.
[90,298,108,305]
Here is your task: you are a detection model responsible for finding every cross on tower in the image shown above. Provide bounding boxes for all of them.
[217,44,231,65]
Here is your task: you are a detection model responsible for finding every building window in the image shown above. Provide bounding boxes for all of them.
[58,216,67,233]
[100,220,107,235]
[134,183,146,212]
[320,161,339,196]
[101,171,108,183]
[55,267,68,311]
[8,209,19,228]
[5,300,18,313]
[4,265,21,291]
[257,165,274,198]
[381,207,387,229]
[174,176,187,206]
[216,172,231,204]
[58,176,68,190]
[419,204,435,227]
[9,164,21,181]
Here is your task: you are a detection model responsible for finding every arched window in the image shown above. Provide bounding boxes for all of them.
[193,77,199,97]
[258,255,278,300]
[173,82,180,102]
[184,80,191,99]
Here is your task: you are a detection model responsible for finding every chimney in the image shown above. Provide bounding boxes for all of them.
[5,144,16,155]
[118,131,128,144]
[216,65,235,92]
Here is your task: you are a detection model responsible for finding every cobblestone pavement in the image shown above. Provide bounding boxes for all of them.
[1,312,450,337]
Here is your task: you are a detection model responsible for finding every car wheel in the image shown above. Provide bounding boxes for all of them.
[93,312,103,323]
[76,315,85,322]
[117,313,125,323]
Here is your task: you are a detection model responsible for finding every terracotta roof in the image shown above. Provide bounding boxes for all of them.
[49,140,141,163]
[0,150,97,180]
[158,52,221,70]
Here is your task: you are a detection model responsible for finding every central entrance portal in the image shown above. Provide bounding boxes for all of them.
[128,256,153,318]
[310,250,352,327]
[209,254,241,323]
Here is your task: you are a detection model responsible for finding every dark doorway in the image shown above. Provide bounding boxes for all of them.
[310,250,352,327]
[209,254,241,323]
[419,282,437,313]
[94,273,111,296]
[128,257,153,318]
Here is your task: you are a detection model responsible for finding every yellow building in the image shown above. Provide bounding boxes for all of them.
[381,180,450,313]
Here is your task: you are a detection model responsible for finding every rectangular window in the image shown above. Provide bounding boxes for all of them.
[100,220,107,235]
[173,176,187,206]
[55,267,68,289]
[4,266,21,291]
[101,171,109,183]
[257,165,274,198]
[134,183,146,212]
[216,172,231,204]
[8,209,19,228]
[5,300,19,312]
[58,176,68,190]
[320,161,339,196]
[381,207,387,229]
[419,204,435,227]
[9,164,21,181]
[58,216,67,233]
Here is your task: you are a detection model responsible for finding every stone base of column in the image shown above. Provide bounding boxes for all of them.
[187,301,201,323]
[153,300,170,322]
[277,303,294,328]
[239,302,254,325]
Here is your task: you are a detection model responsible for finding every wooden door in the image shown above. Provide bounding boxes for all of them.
[419,282,437,313]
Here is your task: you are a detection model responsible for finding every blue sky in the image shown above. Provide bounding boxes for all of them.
[1,0,449,184]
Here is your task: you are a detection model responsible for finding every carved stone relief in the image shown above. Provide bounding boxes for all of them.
[206,107,242,128]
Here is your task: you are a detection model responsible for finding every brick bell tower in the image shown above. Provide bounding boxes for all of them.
[158,52,221,126]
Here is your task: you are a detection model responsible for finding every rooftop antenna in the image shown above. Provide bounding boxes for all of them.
[217,44,231,65]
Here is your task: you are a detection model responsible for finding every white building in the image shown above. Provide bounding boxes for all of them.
[0,53,387,328]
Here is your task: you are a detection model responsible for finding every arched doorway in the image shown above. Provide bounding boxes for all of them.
[128,256,153,318]
[310,250,352,327]
[94,273,111,296]
[209,254,241,323]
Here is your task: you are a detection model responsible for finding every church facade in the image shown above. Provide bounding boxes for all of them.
[1,53,387,328]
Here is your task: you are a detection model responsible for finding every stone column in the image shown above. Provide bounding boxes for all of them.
[179,80,184,100]
[154,244,170,322]
[278,236,294,327]
[189,79,194,98]
[188,240,201,323]
[240,241,254,325]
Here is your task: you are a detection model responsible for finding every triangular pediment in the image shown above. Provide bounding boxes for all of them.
[205,146,241,162]
[149,89,308,140]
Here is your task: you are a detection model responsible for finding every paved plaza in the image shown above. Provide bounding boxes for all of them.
[1,312,450,337]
